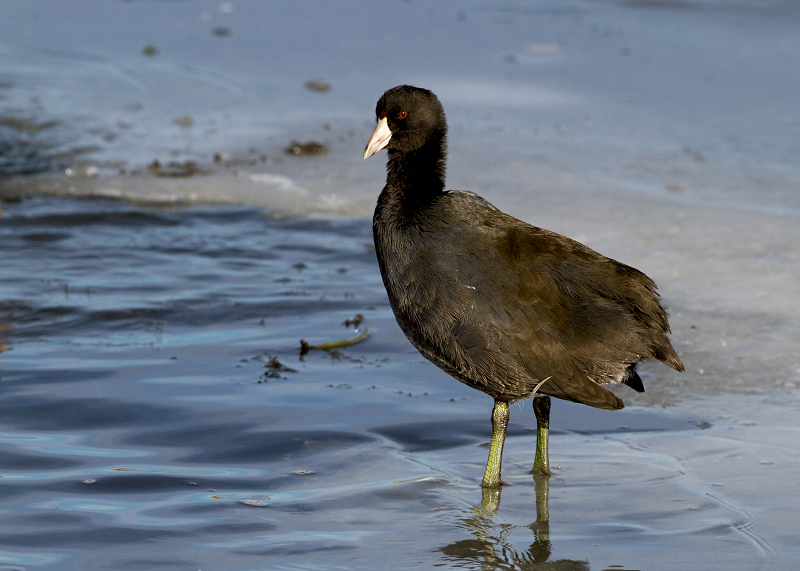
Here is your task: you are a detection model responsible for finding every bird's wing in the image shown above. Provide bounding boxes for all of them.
[452,241,624,410]
[415,193,624,409]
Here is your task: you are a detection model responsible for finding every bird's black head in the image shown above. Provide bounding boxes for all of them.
[364,85,447,158]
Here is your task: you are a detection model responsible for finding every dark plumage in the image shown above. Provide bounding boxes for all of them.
[364,85,683,487]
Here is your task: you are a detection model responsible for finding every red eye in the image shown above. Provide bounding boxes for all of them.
[398,111,407,119]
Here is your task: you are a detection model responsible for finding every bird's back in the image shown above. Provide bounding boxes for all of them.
[374,190,683,409]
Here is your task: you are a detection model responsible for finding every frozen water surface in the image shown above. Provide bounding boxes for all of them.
[1,1,800,569]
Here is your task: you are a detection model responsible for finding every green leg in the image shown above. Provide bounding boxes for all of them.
[532,396,552,477]
[481,399,509,488]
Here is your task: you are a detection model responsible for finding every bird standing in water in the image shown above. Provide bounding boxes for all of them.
[364,85,683,488]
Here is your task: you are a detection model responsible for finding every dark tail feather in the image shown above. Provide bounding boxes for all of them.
[622,369,645,393]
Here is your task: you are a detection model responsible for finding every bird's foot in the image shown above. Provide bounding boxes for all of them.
[531,465,552,478]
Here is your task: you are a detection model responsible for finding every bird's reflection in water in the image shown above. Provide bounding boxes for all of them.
[438,475,589,570]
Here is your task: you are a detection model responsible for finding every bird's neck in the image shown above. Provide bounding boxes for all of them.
[383,136,447,214]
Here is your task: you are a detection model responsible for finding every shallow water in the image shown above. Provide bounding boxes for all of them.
[2,0,800,569]
[2,197,799,571]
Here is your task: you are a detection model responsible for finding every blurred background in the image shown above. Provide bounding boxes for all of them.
[1,1,799,570]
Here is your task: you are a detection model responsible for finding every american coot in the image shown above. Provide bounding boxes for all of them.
[364,85,683,488]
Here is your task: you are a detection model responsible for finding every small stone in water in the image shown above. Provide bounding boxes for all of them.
[173,114,194,128]
[285,141,327,156]
[293,470,314,476]
[305,79,331,93]
[239,499,268,507]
